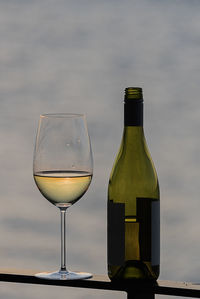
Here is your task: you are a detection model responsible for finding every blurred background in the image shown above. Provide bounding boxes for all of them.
[0,0,200,298]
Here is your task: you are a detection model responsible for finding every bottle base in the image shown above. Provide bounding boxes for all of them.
[108,260,159,281]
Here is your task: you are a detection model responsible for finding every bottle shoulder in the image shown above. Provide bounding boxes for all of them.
[110,134,157,179]
[108,129,159,201]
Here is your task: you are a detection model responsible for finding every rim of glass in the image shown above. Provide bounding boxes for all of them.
[40,113,85,119]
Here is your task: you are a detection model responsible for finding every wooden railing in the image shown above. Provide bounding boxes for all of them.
[1,269,200,298]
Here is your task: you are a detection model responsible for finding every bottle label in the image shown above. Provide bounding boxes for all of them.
[108,198,160,267]
[136,198,160,266]
[151,200,160,266]
[107,201,125,266]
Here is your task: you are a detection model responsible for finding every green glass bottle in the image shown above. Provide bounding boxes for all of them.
[107,87,160,281]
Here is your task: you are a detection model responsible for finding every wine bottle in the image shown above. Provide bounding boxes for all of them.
[107,87,160,281]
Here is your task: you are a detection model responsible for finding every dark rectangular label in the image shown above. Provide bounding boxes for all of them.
[151,201,160,266]
[137,198,151,261]
[107,201,125,266]
[136,198,160,265]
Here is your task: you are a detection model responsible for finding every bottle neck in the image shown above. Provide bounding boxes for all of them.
[124,100,143,126]
[123,126,144,139]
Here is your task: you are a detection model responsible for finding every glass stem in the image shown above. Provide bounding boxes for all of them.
[60,208,67,272]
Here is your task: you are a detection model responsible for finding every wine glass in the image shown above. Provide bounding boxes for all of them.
[33,113,93,280]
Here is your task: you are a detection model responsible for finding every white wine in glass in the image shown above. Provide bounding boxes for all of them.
[34,170,92,208]
[33,114,93,280]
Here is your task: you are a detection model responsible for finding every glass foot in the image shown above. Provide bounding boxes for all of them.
[35,270,92,280]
